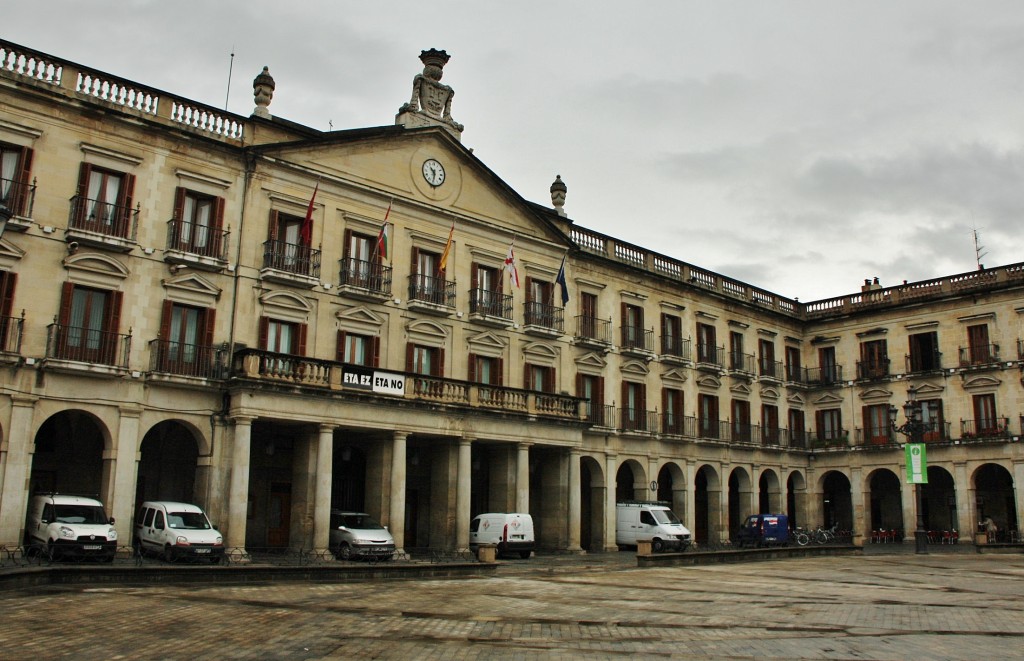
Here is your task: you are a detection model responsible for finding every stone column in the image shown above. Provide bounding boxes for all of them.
[226,416,254,553]
[516,442,531,513]
[567,448,582,552]
[0,395,37,546]
[109,406,143,543]
[313,424,335,555]
[456,438,473,553]
[604,452,618,551]
[389,431,408,555]
[954,462,972,543]
[850,466,864,545]
[684,461,696,533]
[1014,462,1024,542]
[900,476,915,544]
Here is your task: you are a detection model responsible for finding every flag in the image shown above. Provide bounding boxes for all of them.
[438,221,455,271]
[555,253,569,305]
[504,241,520,289]
[300,181,318,245]
[376,201,391,260]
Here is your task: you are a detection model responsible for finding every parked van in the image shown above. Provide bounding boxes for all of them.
[469,512,535,559]
[330,510,396,560]
[735,513,790,548]
[616,501,691,552]
[134,501,224,563]
[25,493,117,562]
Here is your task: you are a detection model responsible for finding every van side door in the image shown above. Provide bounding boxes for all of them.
[139,507,157,551]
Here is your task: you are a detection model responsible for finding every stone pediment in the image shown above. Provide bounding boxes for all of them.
[812,392,845,406]
[466,330,509,352]
[336,305,386,334]
[406,319,449,342]
[63,252,129,289]
[661,367,688,384]
[760,386,781,400]
[522,341,558,360]
[909,382,945,397]
[574,351,607,371]
[858,387,892,402]
[162,273,221,307]
[0,237,25,270]
[696,374,721,390]
[620,359,650,377]
[787,392,806,406]
[962,374,1001,390]
[729,382,752,396]
[259,289,311,323]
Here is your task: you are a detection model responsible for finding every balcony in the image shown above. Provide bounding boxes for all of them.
[808,430,849,449]
[696,344,725,371]
[789,429,809,449]
[958,344,1000,368]
[66,195,138,252]
[583,403,615,427]
[260,239,321,286]
[148,339,225,380]
[164,217,229,271]
[523,301,564,336]
[661,413,697,437]
[337,258,392,302]
[618,408,658,434]
[758,358,783,381]
[856,359,890,381]
[729,352,756,377]
[0,313,24,357]
[857,425,897,447]
[905,351,943,375]
[729,421,757,444]
[468,288,513,327]
[407,274,456,314]
[960,418,1011,441]
[784,364,806,385]
[660,336,691,363]
[573,315,612,350]
[45,323,131,372]
[804,365,844,387]
[761,427,788,447]
[619,325,654,358]
[0,175,36,231]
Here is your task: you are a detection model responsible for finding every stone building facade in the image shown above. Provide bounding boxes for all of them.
[0,40,1021,555]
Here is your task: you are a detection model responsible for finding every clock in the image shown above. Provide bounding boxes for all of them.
[422,159,445,187]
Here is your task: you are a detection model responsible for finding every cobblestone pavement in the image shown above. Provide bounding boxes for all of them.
[0,552,1022,659]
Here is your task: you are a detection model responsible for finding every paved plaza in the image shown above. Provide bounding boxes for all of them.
[0,552,1022,659]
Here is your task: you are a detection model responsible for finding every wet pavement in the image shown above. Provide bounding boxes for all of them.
[0,550,1021,659]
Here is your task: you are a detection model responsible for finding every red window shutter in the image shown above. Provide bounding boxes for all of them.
[371,336,380,368]
[342,230,353,258]
[268,210,280,242]
[815,410,824,436]
[213,195,225,230]
[547,367,556,393]
[74,163,92,224]
[575,373,583,397]
[497,357,504,386]
[106,291,123,334]
[11,147,32,215]
[467,353,477,382]
[159,301,173,340]
[296,323,308,356]
[523,364,531,390]
[620,381,628,409]
[203,308,216,348]
[471,262,479,290]
[662,388,668,415]
[405,343,415,372]
[0,271,16,318]
[119,173,136,228]
[436,347,445,377]
[173,187,187,222]
[620,302,627,326]
[638,383,646,412]
[336,330,347,361]
[596,376,605,408]
[525,277,534,303]
[57,282,74,326]
[258,317,269,350]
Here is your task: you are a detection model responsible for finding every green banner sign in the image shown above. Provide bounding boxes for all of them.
[905,443,927,484]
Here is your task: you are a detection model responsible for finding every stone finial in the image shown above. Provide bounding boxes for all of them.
[253,66,275,119]
[550,175,567,216]
[396,49,463,139]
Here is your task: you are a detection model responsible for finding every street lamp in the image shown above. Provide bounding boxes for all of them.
[889,388,929,554]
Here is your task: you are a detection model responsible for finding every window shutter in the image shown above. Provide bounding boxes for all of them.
[296,323,308,356]
[471,262,479,290]
[258,317,269,350]
[596,376,605,408]
[497,357,504,386]
[525,277,534,303]
[621,381,628,409]
[638,383,646,412]
[11,147,32,215]
[0,271,16,318]
[342,229,353,259]
[268,210,280,242]
[371,336,380,368]
[173,187,187,222]
[106,291,123,334]
[575,373,583,397]
[547,367,556,393]
[74,163,92,224]
[815,410,825,437]
[120,173,136,228]
[662,388,668,415]
[336,330,347,362]
[435,347,445,377]
[159,301,173,340]
[203,308,216,348]
[467,353,477,382]
[57,282,75,326]
[523,364,531,390]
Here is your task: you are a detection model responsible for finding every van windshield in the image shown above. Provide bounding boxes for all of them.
[652,509,681,525]
[339,514,383,530]
[53,505,108,525]
[167,512,211,530]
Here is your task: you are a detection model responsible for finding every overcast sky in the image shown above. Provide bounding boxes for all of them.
[7,1,1024,301]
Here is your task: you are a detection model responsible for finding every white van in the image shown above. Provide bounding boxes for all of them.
[25,493,118,562]
[616,501,691,552]
[134,501,224,563]
[469,512,535,559]
[329,510,396,560]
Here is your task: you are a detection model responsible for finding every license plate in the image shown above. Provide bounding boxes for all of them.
[83,545,101,550]
[511,535,524,539]
[195,548,210,554]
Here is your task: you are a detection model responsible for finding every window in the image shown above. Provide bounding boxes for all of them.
[336,331,379,367]
[815,409,843,442]
[698,393,719,439]
[660,313,683,357]
[662,388,684,434]
[729,331,745,370]
[525,363,555,393]
[73,163,135,236]
[908,331,940,372]
[862,404,890,445]
[859,339,888,379]
[0,271,16,352]
[818,346,838,384]
[577,373,605,424]
[785,346,801,381]
[468,354,502,385]
[171,187,224,257]
[920,399,944,442]
[697,322,717,363]
[259,317,306,355]
[789,409,806,446]
[157,301,215,376]
[55,282,122,365]
[0,143,33,216]
[410,247,447,304]
[758,338,776,377]
[972,394,1000,435]
[762,404,779,444]
[966,324,994,365]
[266,210,311,273]
[406,343,443,377]
[579,291,599,339]
[621,381,647,431]
[525,278,556,328]
[471,263,503,316]
[621,303,644,349]
[731,399,751,442]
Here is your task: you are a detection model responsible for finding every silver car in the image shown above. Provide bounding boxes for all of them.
[330,510,396,560]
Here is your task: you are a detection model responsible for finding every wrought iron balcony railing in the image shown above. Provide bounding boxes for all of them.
[0,313,24,354]
[408,274,456,308]
[804,365,844,386]
[906,351,943,374]
[469,288,513,320]
[958,344,1000,367]
[68,195,137,240]
[660,335,691,361]
[46,323,131,368]
[523,301,563,332]
[1,175,35,218]
[166,217,228,260]
[149,339,224,379]
[574,315,611,345]
[262,239,321,278]
[856,359,890,380]
[620,326,653,353]
[758,358,784,380]
[696,344,724,367]
[729,352,756,375]
[583,403,615,427]
[661,413,697,437]
[618,408,658,433]
[338,257,392,296]
[960,417,1010,440]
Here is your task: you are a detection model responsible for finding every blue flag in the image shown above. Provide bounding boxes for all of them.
[555,254,569,305]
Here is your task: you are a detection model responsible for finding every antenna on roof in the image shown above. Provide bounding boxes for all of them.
[224,46,235,111]
[972,227,987,270]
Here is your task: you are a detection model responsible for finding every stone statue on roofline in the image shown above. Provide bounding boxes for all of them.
[396,49,464,139]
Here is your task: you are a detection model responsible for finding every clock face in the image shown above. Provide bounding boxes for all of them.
[422,159,445,187]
